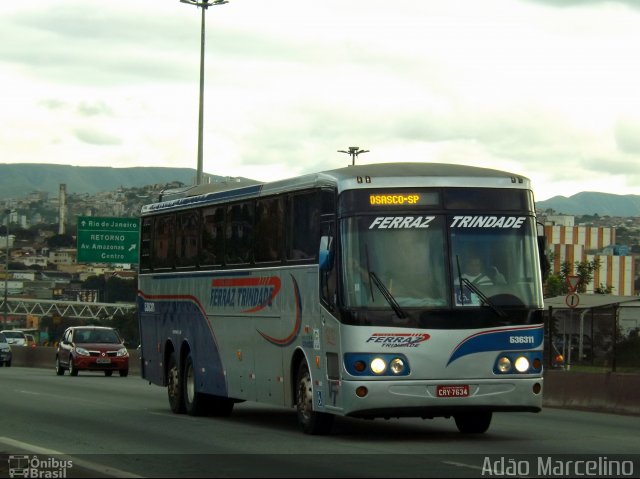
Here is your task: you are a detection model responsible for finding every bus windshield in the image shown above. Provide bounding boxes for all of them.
[340,214,543,311]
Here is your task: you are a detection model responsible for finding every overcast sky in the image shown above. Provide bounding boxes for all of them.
[1,0,640,201]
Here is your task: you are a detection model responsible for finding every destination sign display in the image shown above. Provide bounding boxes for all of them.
[340,189,440,214]
[369,194,424,206]
[77,216,140,264]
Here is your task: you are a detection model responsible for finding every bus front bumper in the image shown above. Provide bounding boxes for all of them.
[334,377,543,418]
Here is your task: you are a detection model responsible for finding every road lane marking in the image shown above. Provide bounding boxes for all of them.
[442,460,484,471]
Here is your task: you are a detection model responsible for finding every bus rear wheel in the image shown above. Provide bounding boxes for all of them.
[454,412,492,434]
[183,352,207,416]
[295,361,334,435]
[167,352,185,414]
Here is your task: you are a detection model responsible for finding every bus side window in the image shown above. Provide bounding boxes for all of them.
[200,206,224,267]
[140,217,153,272]
[153,214,175,270]
[225,201,254,265]
[176,211,199,268]
[319,222,337,309]
[255,196,284,263]
[287,191,320,261]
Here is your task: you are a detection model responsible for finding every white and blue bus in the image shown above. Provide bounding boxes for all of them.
[137,162,547,434]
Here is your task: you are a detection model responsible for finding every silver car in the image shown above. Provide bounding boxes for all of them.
[1,330,27,347]
[0,332,12,367]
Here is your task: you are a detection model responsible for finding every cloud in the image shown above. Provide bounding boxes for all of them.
[77,102,113,117]
[524,0,640,10]
[615,118,640,155]
[2,0,640,202]
[74,128,121,146]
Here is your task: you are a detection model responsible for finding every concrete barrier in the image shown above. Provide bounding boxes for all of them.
[7,348,640,416]
[543,370,640,416]
[8,346,141,376]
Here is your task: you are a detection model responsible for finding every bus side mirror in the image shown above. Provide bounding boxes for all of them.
[536,222,550,280]
[319,235,334,271]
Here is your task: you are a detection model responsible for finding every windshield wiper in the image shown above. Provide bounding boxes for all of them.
[455,255,506,319]
[363,243,406,319]
[369,271,407,319]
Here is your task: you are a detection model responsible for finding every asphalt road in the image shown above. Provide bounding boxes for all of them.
[1,367,639,478]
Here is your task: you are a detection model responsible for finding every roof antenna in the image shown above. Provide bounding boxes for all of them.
[338,146,369,166]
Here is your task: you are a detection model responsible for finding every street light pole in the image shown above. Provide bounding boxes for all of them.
[180,0,229,185]
[3,209,10,326]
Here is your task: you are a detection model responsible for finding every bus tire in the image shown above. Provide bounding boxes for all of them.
[167,352,185,414]
[183,352,206,416]
[295,361,334,435]
[454,412,492,434]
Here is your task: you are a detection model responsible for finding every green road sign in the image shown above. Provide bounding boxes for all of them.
[77,216,140,264]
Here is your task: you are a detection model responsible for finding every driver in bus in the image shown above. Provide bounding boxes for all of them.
[462,255,495,286]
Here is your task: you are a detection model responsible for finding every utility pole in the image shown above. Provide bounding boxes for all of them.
[338,146,369,166]
[3,209,10,326]
[180,0,229,185]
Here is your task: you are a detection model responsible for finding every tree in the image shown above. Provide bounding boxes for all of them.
[543,258,602,296]
[109,311,139,346]
[47,234,75,248]
[544,274,564,297]
[574,259,600,293]
[82,275,106,302]
[594,283,614,294]
[105,276,137,303]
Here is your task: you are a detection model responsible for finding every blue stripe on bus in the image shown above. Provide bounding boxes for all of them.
[446,325,544,366]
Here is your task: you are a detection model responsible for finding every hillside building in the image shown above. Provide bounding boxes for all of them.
[544,220,636,296]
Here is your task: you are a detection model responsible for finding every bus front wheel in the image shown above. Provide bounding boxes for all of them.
[167,352,185,414]
[295,361,334,435]
[454,412,492,434]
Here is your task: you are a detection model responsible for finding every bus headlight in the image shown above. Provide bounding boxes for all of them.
[514,356,530,373]
[344,353,410,376]
[370,357,387,374]
[493,352,542,374]
[497,356,512,373]
[390,358,405,375]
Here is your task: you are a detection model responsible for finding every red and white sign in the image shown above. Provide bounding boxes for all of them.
[565,293,580,308]
[566,275,580,293]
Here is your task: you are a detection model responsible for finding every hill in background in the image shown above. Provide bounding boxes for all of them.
[1,164,639,217]
[0,164,223,199]
[536,192,640,217]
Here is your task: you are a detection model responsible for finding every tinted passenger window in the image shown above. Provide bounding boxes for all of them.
[225,202,254,265]
[140,217,153,272]
[154,214,175,269]
[176,211,199,268]
[287,192,320,261]
[200,206,224,267]
[255,197,284,263]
